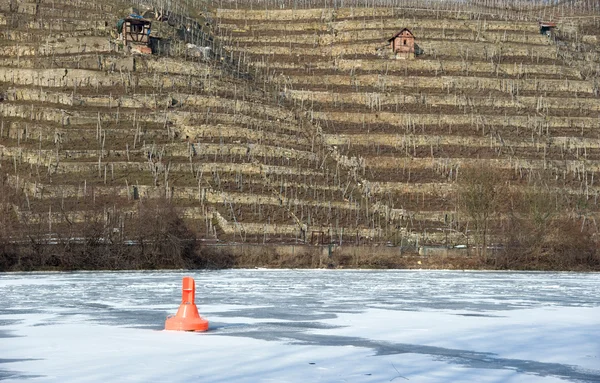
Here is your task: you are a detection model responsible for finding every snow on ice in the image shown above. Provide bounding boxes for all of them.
[1,270,599,382]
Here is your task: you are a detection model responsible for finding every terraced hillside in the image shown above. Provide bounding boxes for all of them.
[216,5,600,250]
[2,0,600,267]
[0,0,394,252]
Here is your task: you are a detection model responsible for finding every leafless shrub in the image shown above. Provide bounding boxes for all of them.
[498,188,599,270]
[128,198,198,269]
[456,163,507,261]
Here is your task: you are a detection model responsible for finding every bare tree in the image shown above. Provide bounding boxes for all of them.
[0,174,21,270]
[456,163,506,261]
[130,198,198,269]
[502,187,558,267]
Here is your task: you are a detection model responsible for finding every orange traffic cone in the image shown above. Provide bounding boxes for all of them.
[165,276,209,332]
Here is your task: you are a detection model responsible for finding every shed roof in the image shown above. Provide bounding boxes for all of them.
[539,21,557,27]
[388,28,414,42]
[124,17,151,25]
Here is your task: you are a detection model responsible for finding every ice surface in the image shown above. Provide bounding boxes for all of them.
[1,270,599,382]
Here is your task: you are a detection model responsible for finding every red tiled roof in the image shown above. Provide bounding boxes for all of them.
[388,28,414,42]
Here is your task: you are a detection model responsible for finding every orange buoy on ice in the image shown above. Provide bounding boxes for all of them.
[165,276,209,332]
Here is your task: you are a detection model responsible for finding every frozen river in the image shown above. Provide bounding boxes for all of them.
[1,270,599,382]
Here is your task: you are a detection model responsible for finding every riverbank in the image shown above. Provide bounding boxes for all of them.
[1,243,599,272]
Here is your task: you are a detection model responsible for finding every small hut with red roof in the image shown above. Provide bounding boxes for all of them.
[388,28,415,59]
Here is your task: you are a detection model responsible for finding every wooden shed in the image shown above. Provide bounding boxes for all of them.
[539,21,557,36]
[117,16,152,54]
[122,17,151,45]
[388,28,415,59]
